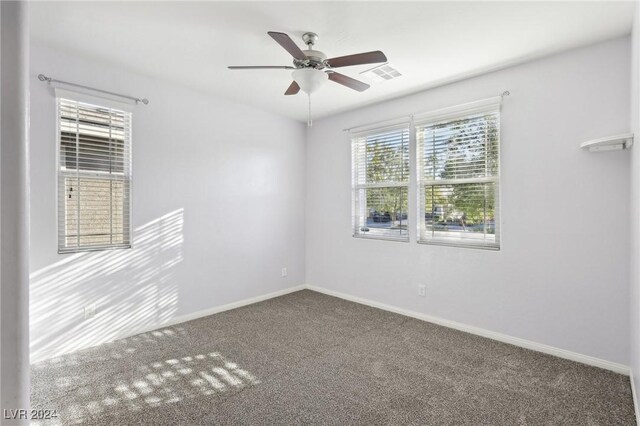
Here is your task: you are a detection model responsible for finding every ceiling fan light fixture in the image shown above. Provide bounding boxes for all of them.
[292,68,328,95]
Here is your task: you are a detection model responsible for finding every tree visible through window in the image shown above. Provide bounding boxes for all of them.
[417,106,500,248]
[352,125,409,241]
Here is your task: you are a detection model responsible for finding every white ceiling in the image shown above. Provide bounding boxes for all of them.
[30,1,635,123]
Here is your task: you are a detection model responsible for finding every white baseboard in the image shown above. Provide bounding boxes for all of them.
[32,283,631,379]
[304,284,630,376]
[111,284,309,340]
[159,284,307,327]
[631,370,640,424]
[31,285,307,363]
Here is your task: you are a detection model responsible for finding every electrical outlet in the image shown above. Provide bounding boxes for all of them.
[281,267,288,277]
[418,285,426,297]
[84,304,96,320]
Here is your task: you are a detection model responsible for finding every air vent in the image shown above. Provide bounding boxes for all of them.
[360,64,402,83]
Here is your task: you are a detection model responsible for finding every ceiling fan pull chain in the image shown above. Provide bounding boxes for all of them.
[308,94,313,127]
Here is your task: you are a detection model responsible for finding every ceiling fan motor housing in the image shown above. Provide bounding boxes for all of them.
[292,32,327,69]
[295,49,327,69]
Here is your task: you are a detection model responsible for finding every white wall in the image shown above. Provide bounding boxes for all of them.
[1,0,31,420]
[29,34,633,371]
[629,0,640,406]
[29,44,306,362]
[306,37,631,365]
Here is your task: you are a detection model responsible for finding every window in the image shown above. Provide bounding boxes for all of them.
[416,102,500,249]
[57,98,132,253]
[351,124,410,241]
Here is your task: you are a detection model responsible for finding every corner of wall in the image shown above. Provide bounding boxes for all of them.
[629,0,640,419]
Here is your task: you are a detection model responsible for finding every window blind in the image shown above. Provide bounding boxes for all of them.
[416,106,500,248]
[351,124,410,241]
[58,98,132,253]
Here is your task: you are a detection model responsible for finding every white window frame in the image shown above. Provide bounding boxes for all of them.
[351,123,411,242]
[56,96,133,254]
[415,98,501,250]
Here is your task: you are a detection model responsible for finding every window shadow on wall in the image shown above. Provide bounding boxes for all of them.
[30,208,185,363]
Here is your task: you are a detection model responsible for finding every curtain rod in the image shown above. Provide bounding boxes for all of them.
[38,74,149,105]
[342,90,510,133]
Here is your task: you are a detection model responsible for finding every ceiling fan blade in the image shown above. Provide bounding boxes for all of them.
[328,72,370,92]
[228,66,295,70]
[326,51,387,68]
[284,81,300,96]
[268,31,307,61]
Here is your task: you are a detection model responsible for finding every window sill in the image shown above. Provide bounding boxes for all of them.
[353,234,409,243]
[417,240,500,251]
[58,244,132,254]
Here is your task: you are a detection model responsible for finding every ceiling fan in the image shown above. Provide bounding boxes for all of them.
[228,31,388,125]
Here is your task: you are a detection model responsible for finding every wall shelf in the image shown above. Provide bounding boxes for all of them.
[580,133,634,152]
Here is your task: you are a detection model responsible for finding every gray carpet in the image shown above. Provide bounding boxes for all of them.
[31,290,635,425]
